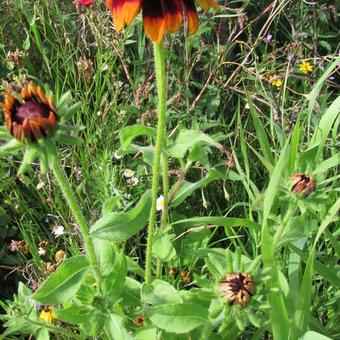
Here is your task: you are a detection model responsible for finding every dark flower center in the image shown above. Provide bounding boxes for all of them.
[15,101,50,124]
[228,275,246,293]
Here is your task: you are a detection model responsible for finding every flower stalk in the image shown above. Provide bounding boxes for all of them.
[45,139,102,288]
[145,42,167,285]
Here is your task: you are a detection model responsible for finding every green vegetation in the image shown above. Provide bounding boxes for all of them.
[0,0,339,339]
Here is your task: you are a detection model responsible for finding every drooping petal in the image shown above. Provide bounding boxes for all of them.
[107,0,142,32]
[123,0,142,26]
[106,0,127,31]
[162,0,183,33]
[183,0,199,35]
[143,0,166,43]
[197,0,219,11]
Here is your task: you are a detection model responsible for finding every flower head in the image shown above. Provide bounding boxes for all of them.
[269,76,283,88]
[263,33,272,44]
[106,0,219,43]
[156,195,164,211]
[38,240,49,256]
[75,0,94,5]
[220,272,255,307]
[51,225,66,238]
[124,169,135,178]
[135,315,144,327]
[299,60,313,74]
[55,250,66,263]
[40,307,57,323]
[290,173,315,197]
[1,82,57,143]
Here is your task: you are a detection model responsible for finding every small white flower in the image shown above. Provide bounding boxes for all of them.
[156,195,164,211]
[124,169,135,178]
[126,176,139,186]
[38,247,46,256]
[113,150,122,160]
[245,103,250,110]
[36,182,45,190]
[51,225,65,238]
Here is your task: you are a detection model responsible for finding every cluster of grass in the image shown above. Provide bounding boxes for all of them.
[0,0,339,339]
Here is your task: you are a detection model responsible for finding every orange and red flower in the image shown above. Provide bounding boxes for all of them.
[106,0,219,43]
[1,82,57,143]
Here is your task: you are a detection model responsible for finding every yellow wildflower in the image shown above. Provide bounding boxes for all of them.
[299,60,313,74]
[269,76,283,88]
[40,307,57,323]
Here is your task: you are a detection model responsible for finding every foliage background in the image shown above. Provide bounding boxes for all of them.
[0,0,339,338]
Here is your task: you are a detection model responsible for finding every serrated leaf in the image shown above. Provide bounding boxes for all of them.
[90,191,152,241]
[33,256,89,304]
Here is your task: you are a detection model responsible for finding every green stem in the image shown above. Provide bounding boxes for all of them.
[145,42,167,285]
[273,204,296,249]
[45,140,102,287]
[156,152,169,278]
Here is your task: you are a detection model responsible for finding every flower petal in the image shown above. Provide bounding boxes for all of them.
[197,0,219,11]
[163,0,183,33]
[183,0,199,35]
[143,0,166,42]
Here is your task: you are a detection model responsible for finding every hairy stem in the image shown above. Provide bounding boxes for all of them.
[45,140,101,287]
[145,42,167,285]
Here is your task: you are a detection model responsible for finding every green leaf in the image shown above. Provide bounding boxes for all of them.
[312,153,340,175]
[293,249,314,338]
[90,191,152,241]
[172,216,260,232]
[148,303,208,334]
[299,331,333,340]
[103,254,127,301]
[33,256,89,304]
[119,124,156,150]
[93,238,116,276]
[106,314,134,340]
[170,168,225,207]
[261,142,290,340]
[246,93,274,165]
[135,326,158,340]
[308,95,340,160]
[56,304,94,324]
[0,139,22,155]
[152,230,176,262]
[166,130,220,159]
[141,279,182,306]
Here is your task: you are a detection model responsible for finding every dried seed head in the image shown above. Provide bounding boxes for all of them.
[55,250,66,263]
[290,173,315,197]
[169,267,178,276]
[1,82,57,142]
[220,272,255,307]
[39,240,49,250]
[135,315,144,327]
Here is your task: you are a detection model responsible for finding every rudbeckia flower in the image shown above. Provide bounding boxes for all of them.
[75,0,94,5]
[290,173,315,197]
[106,0,219,43]
[1,82,57,143]
[220,272,255,307]
[1,81,83,175]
